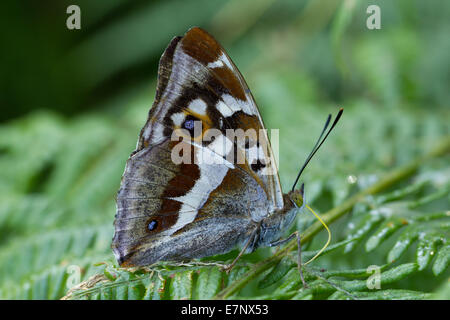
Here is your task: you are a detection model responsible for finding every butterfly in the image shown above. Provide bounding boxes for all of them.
[111,27,342,273]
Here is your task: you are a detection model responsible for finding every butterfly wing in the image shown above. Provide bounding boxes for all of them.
[112,27,284,266]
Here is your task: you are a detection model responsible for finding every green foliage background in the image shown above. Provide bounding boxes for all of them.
[0,0,448,300]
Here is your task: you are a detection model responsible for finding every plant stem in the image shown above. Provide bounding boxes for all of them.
[214,136,450,299]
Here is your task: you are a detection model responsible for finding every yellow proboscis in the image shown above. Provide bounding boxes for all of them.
[303,204,331,265]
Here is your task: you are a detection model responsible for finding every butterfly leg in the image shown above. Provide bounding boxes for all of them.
[269,231,308,288]
[222,225,260,274]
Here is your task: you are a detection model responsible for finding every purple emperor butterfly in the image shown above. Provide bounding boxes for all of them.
[111,27,343,270]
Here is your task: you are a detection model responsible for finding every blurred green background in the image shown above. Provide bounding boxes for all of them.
[0,0,448,299]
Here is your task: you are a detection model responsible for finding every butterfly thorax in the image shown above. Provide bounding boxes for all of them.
[255,192,300,249]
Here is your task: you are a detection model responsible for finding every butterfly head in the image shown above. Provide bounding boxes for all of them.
[288,184,305,209]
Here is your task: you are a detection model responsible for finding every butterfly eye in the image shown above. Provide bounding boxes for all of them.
[147,220,158,231]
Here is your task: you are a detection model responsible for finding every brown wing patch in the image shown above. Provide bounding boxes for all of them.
[213,68,246,100]
[180,27,221,65]
[162,162,200,198]
[181,27,247,101]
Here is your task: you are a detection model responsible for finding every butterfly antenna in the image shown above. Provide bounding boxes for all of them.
[291,108,344,192]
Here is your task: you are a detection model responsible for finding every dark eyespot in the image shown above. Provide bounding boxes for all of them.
[184,119,195,130]
[183,115,200,136]
[147,220,158,231]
